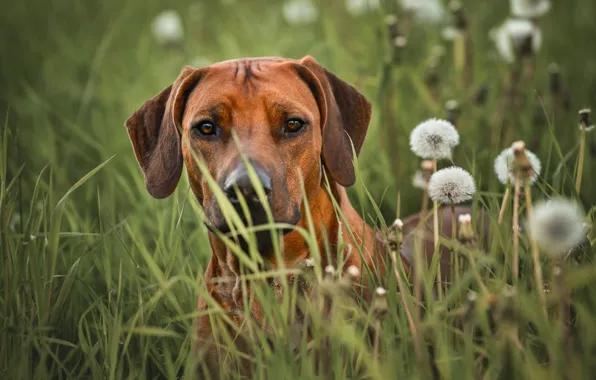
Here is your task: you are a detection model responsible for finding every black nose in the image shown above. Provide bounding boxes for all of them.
[223,163,272,204]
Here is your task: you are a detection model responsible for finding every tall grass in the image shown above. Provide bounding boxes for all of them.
[1,0,596,378]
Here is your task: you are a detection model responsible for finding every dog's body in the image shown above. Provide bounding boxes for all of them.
[125,56,473,377]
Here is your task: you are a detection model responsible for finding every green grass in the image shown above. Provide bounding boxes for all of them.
[1,0,596,378]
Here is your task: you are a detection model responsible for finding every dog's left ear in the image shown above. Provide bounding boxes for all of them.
[296,56,372,187]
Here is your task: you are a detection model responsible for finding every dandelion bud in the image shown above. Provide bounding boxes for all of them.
[445,99,460,126]
[424,66,440,88]
[449,1,467,31]
[458,213,475,243]
[463,291,478,322]
[372,287,389,319]
[324,265,336,279]
[386,219,404,251]
[384,14,400,40]
[339,265,361,295]
[474,83,489,106]
[548,63,561,94]
[422,159,434,171]
[579,108,592,128]
[392,36,408,64]
[497,287,519,323]
[347,265,360,280]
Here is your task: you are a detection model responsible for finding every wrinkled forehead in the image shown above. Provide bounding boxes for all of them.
[184,58,319,114]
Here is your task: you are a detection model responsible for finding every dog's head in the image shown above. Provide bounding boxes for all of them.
[125,56,371,252]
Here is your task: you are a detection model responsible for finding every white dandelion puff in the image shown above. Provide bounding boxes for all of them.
[412,170,428,190]
[410,118,460,159]
[282,0,318,25]
[494,146,542,185]
[527,199,586,258]
[346,0,380,15]
[303,258,315,268]
[442,26,464,41]
[392,219,404,230]
[400,0,446,24]
[428,167,476,204]
[458,213,472,224]
[490,18,542,63]
[347,265,361,279]
[510,0,551,19]
[324,264,336,277]
[151,10,184,45]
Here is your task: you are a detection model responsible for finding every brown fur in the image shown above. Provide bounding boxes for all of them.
[124,56,474,377]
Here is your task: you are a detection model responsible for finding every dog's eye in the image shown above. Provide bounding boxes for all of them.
[283,118,305,134]
[193,121,217,136]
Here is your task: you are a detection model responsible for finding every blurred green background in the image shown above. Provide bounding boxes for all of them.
[1,0,595,378]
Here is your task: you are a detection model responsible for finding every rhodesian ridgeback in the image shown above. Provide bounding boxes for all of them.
[125,56,475,377]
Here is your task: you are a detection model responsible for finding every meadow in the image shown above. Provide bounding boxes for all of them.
[1,0,596,378]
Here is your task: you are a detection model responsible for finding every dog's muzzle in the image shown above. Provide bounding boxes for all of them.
[223,161,272,211]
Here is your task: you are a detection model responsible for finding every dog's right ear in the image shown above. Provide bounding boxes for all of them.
[125,66,205,199]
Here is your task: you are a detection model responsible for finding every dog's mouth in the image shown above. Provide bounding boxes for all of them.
[204,207,301,255]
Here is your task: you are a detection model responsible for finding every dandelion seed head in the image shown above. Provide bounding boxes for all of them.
[510,0,551,19]
[412,170,428,190]
[491,18,542,63]
[151,10,184,45]
[346,0,380,15]
[282,0,318,24]
[400,0,446,24]
[410,118,459,159]
[428,167,476,204]
[494,146,542,185]
[527,199,586,258]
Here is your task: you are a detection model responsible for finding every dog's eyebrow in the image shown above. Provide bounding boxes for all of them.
[269,101,311,117]
[193,102,232,125]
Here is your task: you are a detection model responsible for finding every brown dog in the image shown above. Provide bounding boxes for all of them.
[125,56,474,377]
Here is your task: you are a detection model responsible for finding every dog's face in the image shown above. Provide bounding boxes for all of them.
[125,56,371,253]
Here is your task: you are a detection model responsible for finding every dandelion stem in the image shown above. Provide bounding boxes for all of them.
[512,180,521,282]
[467,249,489,296]
[432,158,443,299]
[524,182,547,316]
[390,250,424,366]
[498,187,511,225]
[451,202,459,283]
[575,123,586,195]
[373,318,381,365]
[553,261,572,353]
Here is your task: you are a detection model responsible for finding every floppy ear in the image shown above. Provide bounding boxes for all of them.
[297,56,372,187]
[125,66,205,198]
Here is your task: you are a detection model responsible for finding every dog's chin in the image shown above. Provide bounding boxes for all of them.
[205,208,301,256]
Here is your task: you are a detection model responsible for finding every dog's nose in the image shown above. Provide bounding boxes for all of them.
[223,163,272,204]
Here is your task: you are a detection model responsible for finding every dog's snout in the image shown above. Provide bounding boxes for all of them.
[223,163,272,204]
